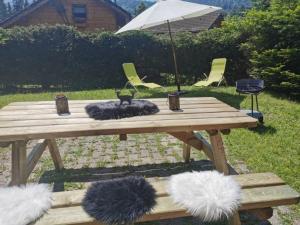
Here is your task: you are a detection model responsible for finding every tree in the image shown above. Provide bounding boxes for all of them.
[134,1,147,16]
[6,2,12,15]
[222,0,300,93]
[24,0,29,8]
[0,0,7,21]
[251,0,271,9]
[12,0,25,12]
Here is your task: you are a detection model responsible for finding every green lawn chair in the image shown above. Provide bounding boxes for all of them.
[122,63,162,89]
[193,58,227,87]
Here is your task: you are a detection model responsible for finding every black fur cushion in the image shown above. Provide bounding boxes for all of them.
[82,176,157,225]
[85,100,159,120]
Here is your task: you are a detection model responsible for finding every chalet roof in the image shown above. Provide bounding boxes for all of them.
[0,0,131,28]
[146,11,223,33]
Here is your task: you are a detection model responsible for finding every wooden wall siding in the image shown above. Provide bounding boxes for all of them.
[14,2,65,26]
[11,0,124,31]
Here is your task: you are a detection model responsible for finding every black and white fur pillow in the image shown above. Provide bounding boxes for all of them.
[82,176,156,225]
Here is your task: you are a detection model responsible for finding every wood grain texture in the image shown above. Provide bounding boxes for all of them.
[26,139,48,179]
[10,140,27,186]
[51,173,286,208]
[33,174,300,225]
[182,144,191,163]
[0,98,257,142]
[192,131,215,161]
[47,139,64,171]
[0,112,250,128]
[0,107,239,121]
[4,0,130,31]
[0,104,232,115]
[6,97,218,106]
[229,214,242,225]
[208,130,229,175]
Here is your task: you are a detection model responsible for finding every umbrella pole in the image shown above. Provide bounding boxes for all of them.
[167,20,181,93]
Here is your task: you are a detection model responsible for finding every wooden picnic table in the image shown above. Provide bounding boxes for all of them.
[0,97,257,186]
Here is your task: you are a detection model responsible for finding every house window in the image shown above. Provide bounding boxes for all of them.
[72,4,87,23]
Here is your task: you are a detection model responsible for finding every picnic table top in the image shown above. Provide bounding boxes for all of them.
[0,97,257,142]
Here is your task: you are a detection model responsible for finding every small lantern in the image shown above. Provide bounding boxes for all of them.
[168,93,180,111]
[55,94,70,115]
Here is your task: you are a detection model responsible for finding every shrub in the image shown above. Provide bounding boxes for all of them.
[224,1,300,94]
[2,7,299,95]
[0,24,248,91]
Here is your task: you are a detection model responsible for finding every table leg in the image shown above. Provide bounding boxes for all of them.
[169,131,214,161]
[11,140,27,186]
[207,130,229,175]
[26,139,48,179]
[229,213,242,225]
[182,144,191,163]
[207,130,242,224]
[119,134,128,141]
[47,139,64,171]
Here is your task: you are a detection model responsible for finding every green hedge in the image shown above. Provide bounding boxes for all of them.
[1,2,300,95]
[0,25,247,90]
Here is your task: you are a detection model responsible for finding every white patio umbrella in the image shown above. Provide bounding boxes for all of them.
[116,0,222,93]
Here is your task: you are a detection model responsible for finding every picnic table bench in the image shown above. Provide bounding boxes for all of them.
[32,173,299,225]
[0,97,299,224]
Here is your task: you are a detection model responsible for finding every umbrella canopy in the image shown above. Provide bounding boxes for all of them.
[116,0,222,93]
[116,0,221,33]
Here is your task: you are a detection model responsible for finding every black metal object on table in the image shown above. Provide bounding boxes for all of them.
[236,79,264,123]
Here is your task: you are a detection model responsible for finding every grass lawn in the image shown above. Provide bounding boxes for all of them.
[0,86,299,224]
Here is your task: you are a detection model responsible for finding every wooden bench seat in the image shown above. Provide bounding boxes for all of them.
[33,173,299,225]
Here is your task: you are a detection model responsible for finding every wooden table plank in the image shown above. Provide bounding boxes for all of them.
[0,112,249,128]
[0,106,239,121]
[0,117,257,142]
[6,97,217,106]
[33,185,299,225]
[3,98,223,110]
[0,103,229,115]
[11,140,27,186]
[208,130,230,174]
[0,98,257,142]
[51,173,285,209]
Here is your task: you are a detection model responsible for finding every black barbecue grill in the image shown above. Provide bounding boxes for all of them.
[236,79,264,123]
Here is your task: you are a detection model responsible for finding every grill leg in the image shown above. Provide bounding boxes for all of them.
[256,95,259,111]
[251,94,254,116]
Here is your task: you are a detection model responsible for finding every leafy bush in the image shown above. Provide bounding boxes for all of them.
[249,4,300,93]
[223,0,300,94]
[1,2,299,95]
[0,24,248,91]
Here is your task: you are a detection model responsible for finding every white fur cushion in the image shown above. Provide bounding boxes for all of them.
[0,184,52,225]
[168,171,241,222]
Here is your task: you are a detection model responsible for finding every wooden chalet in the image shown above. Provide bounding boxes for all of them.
[0,0,131,32]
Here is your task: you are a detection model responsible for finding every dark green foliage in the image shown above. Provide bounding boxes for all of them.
[113,0,154,15]
[12,0,25,12]
[229,0,300,93]
[251,0,271,9]
[0,0,8,21]
[187,0,251,12]
[134,1,147,16]
[0,25,246,90]
[24,0,29,7]
[1,0,299,95]
[6,3,12,15]
[0,26,167,90]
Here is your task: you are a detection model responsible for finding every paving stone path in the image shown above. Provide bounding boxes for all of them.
[0,134,286,225]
